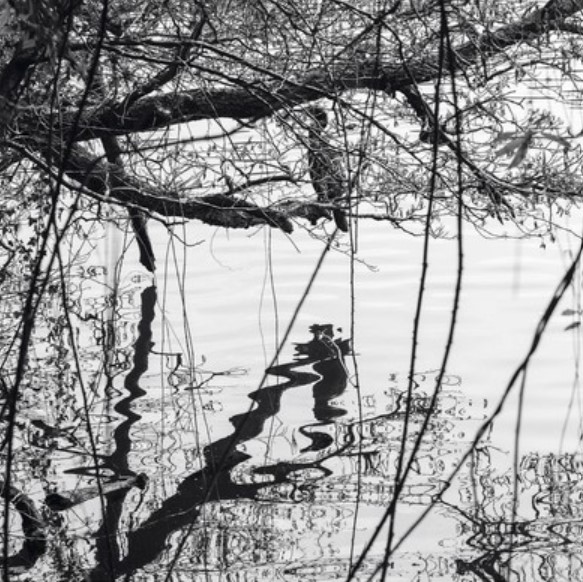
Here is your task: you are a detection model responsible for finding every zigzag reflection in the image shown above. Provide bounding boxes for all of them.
[24,279,583,582]
[98,324,351,578]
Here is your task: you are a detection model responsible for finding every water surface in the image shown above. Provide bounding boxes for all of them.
[5,215,583,581]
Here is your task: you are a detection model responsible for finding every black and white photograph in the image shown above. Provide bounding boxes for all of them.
[1,1,583,580]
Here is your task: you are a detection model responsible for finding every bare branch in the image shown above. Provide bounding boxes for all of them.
[55,143,294,232]
[32,0,583,142]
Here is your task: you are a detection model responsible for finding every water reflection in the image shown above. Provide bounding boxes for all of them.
[100,323,350,579]
[3,270,583,582]
[452,450,583,582]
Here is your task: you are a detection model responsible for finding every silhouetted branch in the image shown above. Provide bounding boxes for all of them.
[0,481,46,574]
[28,0,583,142]
[55,143,294,232]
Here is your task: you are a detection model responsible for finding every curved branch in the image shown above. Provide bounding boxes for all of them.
[33,0,583,141]
[57,144,294,232]
[0,481,46,575]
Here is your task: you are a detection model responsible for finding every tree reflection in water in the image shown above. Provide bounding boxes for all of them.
[5,281,583,581]
[91,321,351,579]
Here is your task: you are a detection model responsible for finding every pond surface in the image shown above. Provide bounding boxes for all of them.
[4,215,583,581]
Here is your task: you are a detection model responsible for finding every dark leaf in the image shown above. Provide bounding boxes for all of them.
[495,137,524,157]
[508,134,533,168]
[562,308,578,316]
[540,132,571,148]
[494,131,519,142]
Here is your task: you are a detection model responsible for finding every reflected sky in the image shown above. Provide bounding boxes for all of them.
[3,212,583,580]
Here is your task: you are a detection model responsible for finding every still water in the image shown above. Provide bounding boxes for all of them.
[5,214,583,581]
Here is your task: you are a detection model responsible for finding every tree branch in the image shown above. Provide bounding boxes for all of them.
[33,0,583,141]
[56,143,294,232]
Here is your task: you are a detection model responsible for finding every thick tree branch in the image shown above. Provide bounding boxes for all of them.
[56,143,294,232]
[113,9,207,114]
[33,0,583,142]
[0,44,40,133]
[100,133,157,272]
